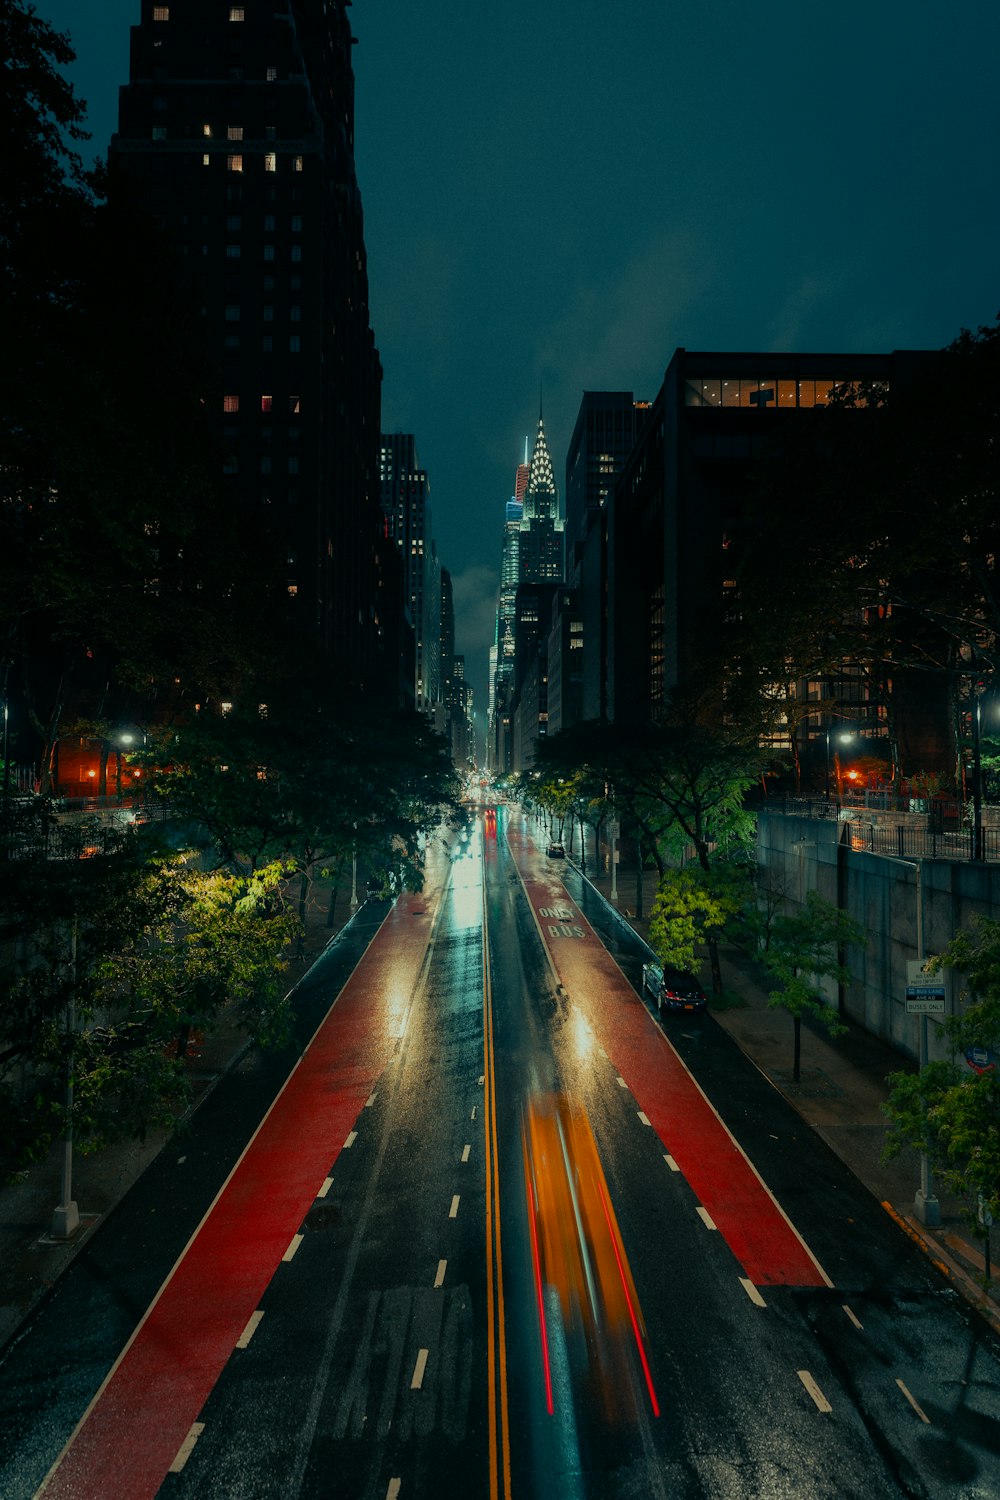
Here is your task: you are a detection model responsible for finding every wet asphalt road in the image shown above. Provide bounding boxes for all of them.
[2,819,1000,1497]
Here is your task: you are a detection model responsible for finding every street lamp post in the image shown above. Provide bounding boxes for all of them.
[972,692,984,862]
[2,699,9,798]
[824,727,855,803]
[886,853,940,1227]
[116,732,134,801]
[52,922,80,1240]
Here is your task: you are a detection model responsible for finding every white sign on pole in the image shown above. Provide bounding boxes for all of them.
[905,960,945,1015]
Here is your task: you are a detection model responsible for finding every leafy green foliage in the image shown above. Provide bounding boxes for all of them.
[0,827,298,1178]
[885,916,1000,1223]
[759,891,866,1079]
[141,680,460,899]
[648,868,735,975]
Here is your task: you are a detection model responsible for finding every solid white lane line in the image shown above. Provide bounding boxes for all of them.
[343,1130,357,1149]
[434,1259,447,1288]
[896,1379,931,1423]
[169,1423,205,1473]
[283,1233,303,1262]
[365,1092,377,1107]
[664,1154,680,1172]
[843,1304,864,1330]
[637,1110,651,1127]
[386,1480,402,1500]
[696,1206,717,1230]
[616,1076,628,1089]
[236,1310,264,1348]
[798,1370,832,1412]
[411,1348,429,1389]
[449,1195,460,1218]
[461,1144,471,1162]
[317,1177,333,1199]
[739,1278,766,1307]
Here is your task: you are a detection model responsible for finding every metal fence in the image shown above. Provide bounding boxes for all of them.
[0,797,169,863]
[750,794,1000,862]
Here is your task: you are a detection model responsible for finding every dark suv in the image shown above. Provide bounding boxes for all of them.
[641,962,707,1014]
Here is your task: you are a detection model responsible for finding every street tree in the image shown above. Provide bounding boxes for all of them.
[884,915,1000,1229]
[760,890,866,1082]
[0,825,297,1180]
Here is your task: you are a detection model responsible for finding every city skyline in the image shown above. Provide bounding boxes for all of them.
[32,0,1000,720]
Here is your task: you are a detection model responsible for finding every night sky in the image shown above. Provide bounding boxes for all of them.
[33,1,1000,719]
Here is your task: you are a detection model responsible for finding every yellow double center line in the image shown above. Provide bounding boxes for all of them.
[482,854,512,1500]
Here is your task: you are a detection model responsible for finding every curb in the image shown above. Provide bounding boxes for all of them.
[559,839,1000,1341]
[881,1203,1000,1338]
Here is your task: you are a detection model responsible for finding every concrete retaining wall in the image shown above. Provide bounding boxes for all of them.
[757,811,1000,1063]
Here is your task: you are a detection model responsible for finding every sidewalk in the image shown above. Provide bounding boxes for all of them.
[577,851,1000,1335]
[3,841,998,1354]
[0,880,363,1352]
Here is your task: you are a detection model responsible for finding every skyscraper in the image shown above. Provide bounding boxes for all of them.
[488,410,565,770]
[379,434,440,712]
[519,412,564,584]
[110,0,382,682]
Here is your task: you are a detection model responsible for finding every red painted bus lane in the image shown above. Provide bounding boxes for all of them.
[38,892,436,1500]
[507,826,830,1290]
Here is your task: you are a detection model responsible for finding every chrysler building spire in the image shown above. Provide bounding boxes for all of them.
[524,412,556,521]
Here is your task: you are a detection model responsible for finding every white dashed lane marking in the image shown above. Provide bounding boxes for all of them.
[434,1259,447,1288]
[169,1423,205,1474]
[897,1379,931,1423]
[739,1278,766,1307]
[411,1349,429,1389]
[449,1195,460,1219]
[236,1310,264,1348]
[798,1370,832,1413]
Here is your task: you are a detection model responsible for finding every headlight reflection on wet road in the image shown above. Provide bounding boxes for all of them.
[522,1092,660,1424]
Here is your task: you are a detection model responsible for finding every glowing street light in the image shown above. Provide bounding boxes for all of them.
[824,728,855,801]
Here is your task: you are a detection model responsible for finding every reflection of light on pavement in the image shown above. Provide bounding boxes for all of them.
[522,1092,660,1423]
[568,1007,595,1066]
[386,985,409,1039]
[450,833,483,926]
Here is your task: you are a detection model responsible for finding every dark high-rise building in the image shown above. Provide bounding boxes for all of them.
[379,434,440,712]
[110,0,382,682]
[564,392,649,563]
[563,392,649,722]
[607,348,944,774]
[488,411,565,770]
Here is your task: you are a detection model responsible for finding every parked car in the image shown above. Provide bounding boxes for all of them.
[642,962,707,1014]
[546,843,566,859]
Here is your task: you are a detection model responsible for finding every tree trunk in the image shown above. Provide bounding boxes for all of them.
[327,858,344,927]
[176,1020,191,1060]
[635,838,644,921]
[793,1014,801,1083]
[297,868,309,957]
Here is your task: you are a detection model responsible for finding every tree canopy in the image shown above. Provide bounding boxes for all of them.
[885,916,1000,1227]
